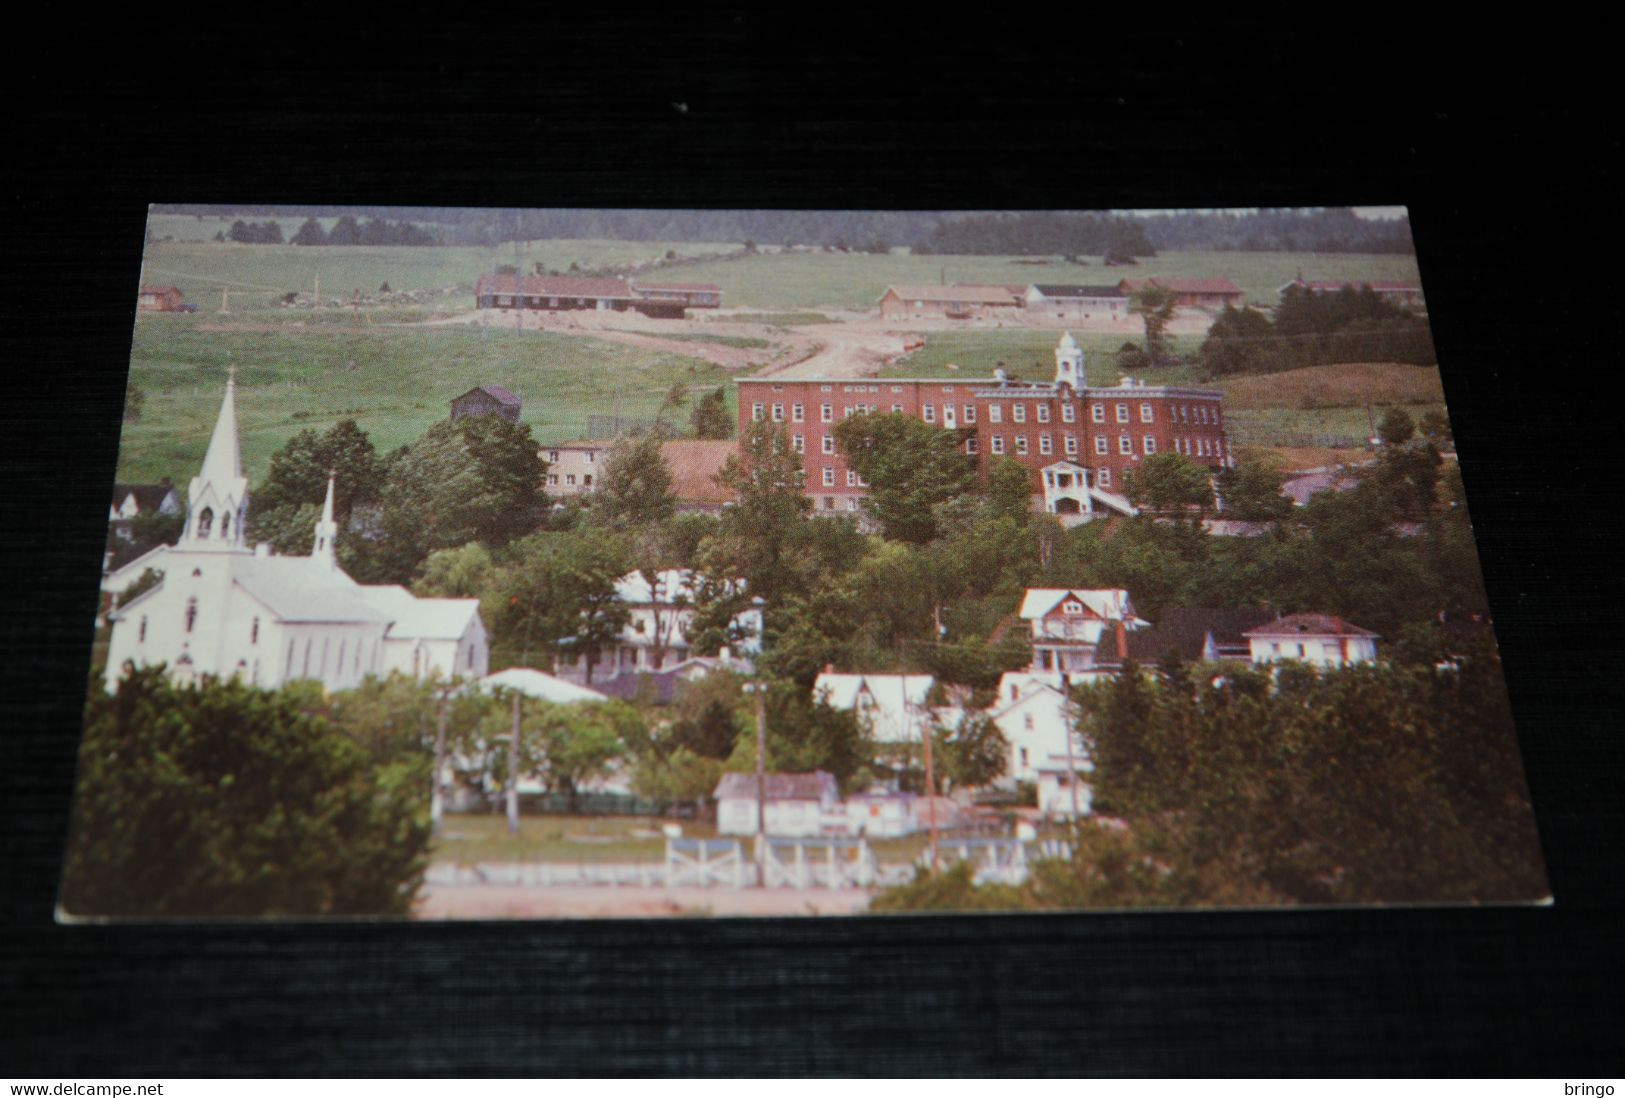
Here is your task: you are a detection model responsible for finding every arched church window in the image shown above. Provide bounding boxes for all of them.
[185,597,198,633]
[302,638,312,678]
[139,616,147,643]
[218,511,231,539]
[338,640,346,679]
[251,618,259,645]
[286,639,296,677]
[196,507,214,539]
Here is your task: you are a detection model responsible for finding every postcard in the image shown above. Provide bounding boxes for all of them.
[60,204,1548,919]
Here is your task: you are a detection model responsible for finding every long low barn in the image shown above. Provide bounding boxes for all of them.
[475,274,720,317]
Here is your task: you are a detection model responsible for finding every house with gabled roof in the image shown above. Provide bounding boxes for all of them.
[813,672,938,745]
[1118,277,1245,309]
[1024,283,1128,320]
[877,283,1025,319]
[1018,587,1147,674]
[714,771,841,837]
[1123,607,1280,666]
[1244,613,1378,669]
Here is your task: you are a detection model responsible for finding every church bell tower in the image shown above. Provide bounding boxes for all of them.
[181,368,250,551]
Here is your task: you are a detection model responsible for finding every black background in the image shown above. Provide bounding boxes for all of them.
[4,14,1622,1076]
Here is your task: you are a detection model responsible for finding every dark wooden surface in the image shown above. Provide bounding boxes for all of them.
[4,16,1621,1076]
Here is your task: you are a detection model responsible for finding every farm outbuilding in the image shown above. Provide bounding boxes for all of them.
[136,285,186,312]
[877,284,1025,320]
[450,385,522,423]
[1024,284,1128,320]
[475,274,721,317]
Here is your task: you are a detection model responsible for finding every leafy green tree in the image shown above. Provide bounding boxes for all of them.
[594,434,676,531]
[933,712,1008,791]
[689,387,734,439]
[290,217,327,246]
[1129,284,1180,365]
[1200,305,1278,376]
[471,697,635,811]
[61,668,430,917]
[127,508,184,551]
[253,419,385,527]
[832,412,976,544]
[413,542,497,600]
[984,456,1034,524]
[707,420,811,606]
[1123,452,1214,514]
[1215,453,1293,521]
[327,215,362,246]
[1378,407,1416,447]
[490,531,630,676]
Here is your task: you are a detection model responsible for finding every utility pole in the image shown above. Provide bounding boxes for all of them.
[506,691,521,835]
[1059,672,1082,828]
[743,680,769,887]
[431,683,451,836]
[918,698,939,873]
[314,273,319,303]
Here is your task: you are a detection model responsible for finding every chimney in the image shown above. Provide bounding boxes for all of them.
[1115,619,1128,661]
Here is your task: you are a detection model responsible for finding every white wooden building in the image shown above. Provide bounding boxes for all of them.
[1244,613,1379,669]
[714,772,841,837]
[101,374,488,694]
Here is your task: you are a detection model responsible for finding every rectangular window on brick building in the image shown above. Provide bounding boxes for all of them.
[1013,404,1026,424]
[1099,468,1112,486]
[772,402,784,421]
[1119,435,1133,455]
[1144,436,1156,454]
[1092,403,1105,423]
[1095,437,1108,455]
[966,436,979,455]
[847,470,857,486]
[989,404,1002,424]
[892,404,903,413]
[1039,434,1052,455]
[792,434,804,453]
[792,402,804,422]
[823,467,835,486]
[1037,405,1050,423]
[922,405,935,423]
[821,403,833,422]
[1065,435,1078,455]
[1015,436,1028,455]
[1140,403,1154,423]
[1061,403,1075,423]
[991,435,1005,455]
[822,435,834,455]
[964,403,975,423]
[1116,403,1129,423]
[752,402,765,421]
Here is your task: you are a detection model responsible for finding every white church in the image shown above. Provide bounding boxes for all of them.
[102,372,489,694]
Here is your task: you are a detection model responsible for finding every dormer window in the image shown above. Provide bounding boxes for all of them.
[185,597,198,633]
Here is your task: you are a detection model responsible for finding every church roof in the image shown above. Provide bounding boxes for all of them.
[359,585,482,639]
[230,556,396,624]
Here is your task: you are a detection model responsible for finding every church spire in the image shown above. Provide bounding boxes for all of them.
[312,471,338,566]
[182,367,251,550]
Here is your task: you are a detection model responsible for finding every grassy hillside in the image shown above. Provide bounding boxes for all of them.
[877,329,1208,386]
[118,316,732,484]
[1216,361,1445,410]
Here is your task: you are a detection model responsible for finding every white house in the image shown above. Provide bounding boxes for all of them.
[714,771,841,837]
[812,672,938,746]
[843,788,966,838]
[553,568,762,684]
[1036,753,1095,819]
[1018,587,1148,674]
[990,672,1091,785]
[1244,613,1379,669]
[101,373,489,694]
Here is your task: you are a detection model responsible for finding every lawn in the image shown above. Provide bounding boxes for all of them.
[117,318,731,484]
[878,329,1208,386]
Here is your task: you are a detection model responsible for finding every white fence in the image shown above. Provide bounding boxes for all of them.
[666,839,746,889]
[760,837,876,890]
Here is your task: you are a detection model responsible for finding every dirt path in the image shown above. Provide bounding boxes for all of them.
[415,305,1217,381]
[416,882,875,919]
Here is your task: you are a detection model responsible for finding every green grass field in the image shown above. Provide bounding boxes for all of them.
[668,249,1421,310]
[117,317,734,483]
[878,329,1208,386]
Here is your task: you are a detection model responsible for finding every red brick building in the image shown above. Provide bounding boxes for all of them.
[736,333,1229,518]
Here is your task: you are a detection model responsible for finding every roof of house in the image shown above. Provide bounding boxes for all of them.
[635,282,722,292]
[454,384,521,407]
[661,439,737,506]
[1243,613,1379,639]
[882,284,1024,305]
[1281,470,1361,506]
[813,673,936,743]
[1119,277,1243,295]
[1018,588,1135,622]
[112,482,178,513]
[714,771,839,802]
[592,669,684,704]
[1124,608,1279,664]
[479,667,609,703]
[475,273,633,299]
[1029,284,1128,298]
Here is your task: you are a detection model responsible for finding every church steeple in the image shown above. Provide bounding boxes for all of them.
[312,472,338,566]
[182,368,250,550]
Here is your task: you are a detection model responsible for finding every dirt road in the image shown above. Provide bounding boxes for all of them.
[416,882,875,919]
[419,305,1216,381]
